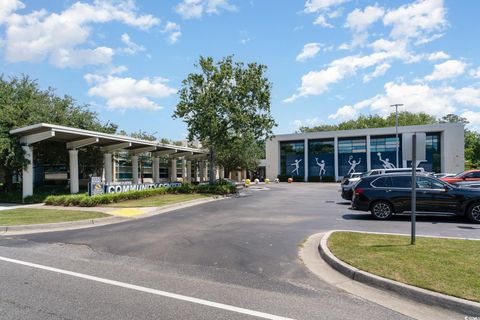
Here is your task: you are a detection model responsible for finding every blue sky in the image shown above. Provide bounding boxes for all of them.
[1,0,480,139]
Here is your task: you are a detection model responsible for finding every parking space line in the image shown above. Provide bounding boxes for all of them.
[0,256,294,320]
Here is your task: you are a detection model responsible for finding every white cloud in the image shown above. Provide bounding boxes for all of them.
[162,21,182,44]
[296,43,321,62]
[3,0,159,67]
[291,117,321,131]
[121,33,145,54]
[50,47,114,68]
[313,15,333,27]
[0,0,23,24]
[305,0,349,13]
[470,67,480,79]
[427,51,450,61]
[329,82,480,122]
[383,0,447,43]
[461,110,480,131]
[85,74,177,111]
[425,60,467,81]
[345,5,384,32]
[175,0,236,19]
[363,63,390,83]
[453,87,480,107]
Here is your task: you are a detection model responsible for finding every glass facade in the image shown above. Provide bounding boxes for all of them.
[308,139,335,179]
[280,140,304,177]
[338,137,367,177]
[424,132,441,172]
[370,135,401,169]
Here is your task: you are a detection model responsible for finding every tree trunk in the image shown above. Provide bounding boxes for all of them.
[209,145,216,185]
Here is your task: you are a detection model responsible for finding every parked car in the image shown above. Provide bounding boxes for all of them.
[351,173,480,223]
[441,170,480,184]
[340,167,426,201]
[434,173,456,179]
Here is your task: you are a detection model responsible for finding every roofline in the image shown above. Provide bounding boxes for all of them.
[10,123,205,154]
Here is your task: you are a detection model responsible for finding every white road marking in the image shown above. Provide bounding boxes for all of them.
[0,256,295,320]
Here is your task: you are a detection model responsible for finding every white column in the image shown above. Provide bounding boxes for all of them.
[131,155,139,184]
[22,145,33,199]
[153,157,160,183]
[199,161,205,182]
[186,161,192,182]
[366,135,371,171]
[304,138,308,182]
[69,149,79,194]
[219,167,224,179]
[334,137,339,181]
[170,159,177,181]
[242,169,247,181]
[182,159,187,181]
[104,153,113,183]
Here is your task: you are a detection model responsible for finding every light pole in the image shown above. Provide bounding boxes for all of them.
[390,104,403,168]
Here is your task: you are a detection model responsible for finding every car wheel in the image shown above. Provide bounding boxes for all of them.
[467,203,480,224]
[370,201,393,220]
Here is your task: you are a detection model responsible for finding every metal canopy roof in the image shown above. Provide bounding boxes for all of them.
[10,123,207,156]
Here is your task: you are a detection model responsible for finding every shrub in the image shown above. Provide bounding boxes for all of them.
[44,182,236,206]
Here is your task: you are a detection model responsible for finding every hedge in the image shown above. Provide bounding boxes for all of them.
[44,181,237,207]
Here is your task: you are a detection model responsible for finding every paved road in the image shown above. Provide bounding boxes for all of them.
[0,183,477,319]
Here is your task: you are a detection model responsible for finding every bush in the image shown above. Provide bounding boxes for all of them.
[45,182,236,207]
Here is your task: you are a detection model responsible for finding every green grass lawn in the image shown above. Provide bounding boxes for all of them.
[103,193,212,207]
[0,208,109,226]
[328,231,480,302]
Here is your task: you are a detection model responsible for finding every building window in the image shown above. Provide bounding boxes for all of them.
[308,139,334,179]
[338,137,367,177]
[370,135,401,169]
[425,132,441,172]
[280,140,304,177]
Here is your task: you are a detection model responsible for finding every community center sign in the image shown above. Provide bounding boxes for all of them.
[88,177,182,196]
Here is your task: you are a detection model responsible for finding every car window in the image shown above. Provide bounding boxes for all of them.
[416,177,445,189]
[391,176,412,188]
[372,177,392,188]
[471,172,480,178]
[464,172,474,178]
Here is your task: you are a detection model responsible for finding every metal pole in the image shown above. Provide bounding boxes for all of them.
[411,134,417,245]
[391,104,403,168]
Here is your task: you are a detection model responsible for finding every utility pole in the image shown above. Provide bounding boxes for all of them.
[390,104,403,168]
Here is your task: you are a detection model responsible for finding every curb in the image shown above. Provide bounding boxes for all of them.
[0,196,226,235]
[319,230,480,316]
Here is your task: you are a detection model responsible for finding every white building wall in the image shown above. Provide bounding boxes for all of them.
[265,123,464,181]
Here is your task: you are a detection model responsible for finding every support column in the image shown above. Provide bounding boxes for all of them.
[170,159,177,181]
[219,167,224,180]
[199,161,205,182]
[366,135,371,171]
[242,169,247,181]
[334,137,339,181]
[304,138,308,182]
[22,145,33,199]
[104,153,113,183]
[131,155,139,184]
[153,157,160,183]
[69,149,79,194]
[182,159,187,181]
[186,161,192,182]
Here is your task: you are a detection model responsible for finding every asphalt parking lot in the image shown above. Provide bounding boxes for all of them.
[0,183,477,319]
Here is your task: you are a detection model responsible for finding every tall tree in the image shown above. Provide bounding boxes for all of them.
[0,75,117,190]
[174,56,276,183]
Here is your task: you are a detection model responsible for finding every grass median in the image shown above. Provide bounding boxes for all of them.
[328,231,480,303]
[103,193,211,207]
[0,208,109,226]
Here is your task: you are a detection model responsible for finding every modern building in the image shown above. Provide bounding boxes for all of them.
[266,123,464,181]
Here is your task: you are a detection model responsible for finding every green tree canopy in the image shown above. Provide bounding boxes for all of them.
[174,56,276,182]
[0,75,117,190]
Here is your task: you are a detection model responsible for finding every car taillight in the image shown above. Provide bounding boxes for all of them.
[354,187,364,196]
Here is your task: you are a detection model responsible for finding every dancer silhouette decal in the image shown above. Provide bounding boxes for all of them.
[315,158,326,176]
[347,156,361,175]
[290,159,302,175]
[377,152,396,169]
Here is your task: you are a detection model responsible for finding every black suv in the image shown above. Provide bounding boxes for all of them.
[351,173,480,223]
